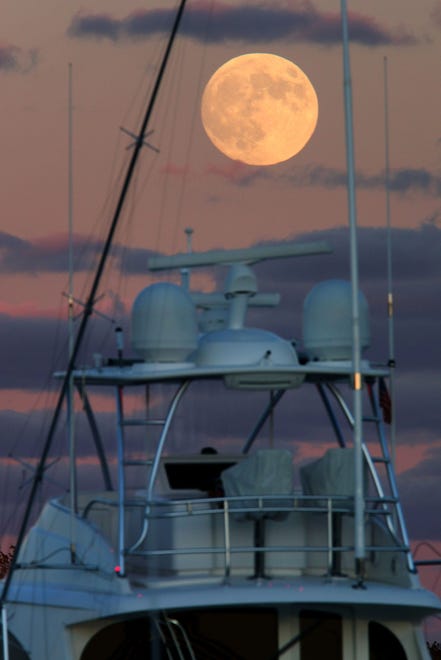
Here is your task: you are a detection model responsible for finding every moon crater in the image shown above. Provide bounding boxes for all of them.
[201,53,318,166]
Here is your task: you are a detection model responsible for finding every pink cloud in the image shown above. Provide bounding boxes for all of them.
[0,301,58,319]
[205,160,252,183]
[161,162,191,177]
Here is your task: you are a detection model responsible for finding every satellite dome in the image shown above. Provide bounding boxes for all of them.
[196,328,298,367]
[131,283,198,362]
[196,328,303,389]
[303,279,370,361]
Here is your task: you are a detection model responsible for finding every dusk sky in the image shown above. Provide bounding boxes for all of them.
[1,0,440,638]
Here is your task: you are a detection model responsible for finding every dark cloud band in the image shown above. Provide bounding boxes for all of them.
[67,3,416,47]
[0,45,37,73]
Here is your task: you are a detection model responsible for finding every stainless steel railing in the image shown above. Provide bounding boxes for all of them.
[82,492,411,580]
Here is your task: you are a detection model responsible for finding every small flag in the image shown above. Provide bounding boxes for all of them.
[379,377,392,424]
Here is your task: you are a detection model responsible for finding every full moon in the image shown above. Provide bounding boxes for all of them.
[201,53,318,166]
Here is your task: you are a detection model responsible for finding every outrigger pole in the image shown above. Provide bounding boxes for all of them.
[0,0,188,613]
[340,0,366,582]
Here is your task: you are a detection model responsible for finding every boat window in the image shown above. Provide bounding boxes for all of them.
[368,621,407,660]
[80,618,154,659]
[80,608,278,659]
[170,607,278,659]
[299,609,342,660]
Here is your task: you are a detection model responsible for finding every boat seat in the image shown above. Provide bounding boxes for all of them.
[221,449,293,519]
[300,447,367,508]
[300,447,367,575]
[221,449,293,578]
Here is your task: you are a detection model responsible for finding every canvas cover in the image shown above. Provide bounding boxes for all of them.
[221,449,293,520]
[300,447,367,505]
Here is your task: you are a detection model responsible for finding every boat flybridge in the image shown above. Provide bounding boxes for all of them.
[3,241,440,660]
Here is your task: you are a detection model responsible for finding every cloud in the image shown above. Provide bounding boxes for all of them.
[431,3,441,29]
[3,218,440,287]
[386,168,441,194]
[67,13,121,42]
[221,164,441,196]
[2,223,440,287]
[399,446,441,540]
[0,231,158,276]
[0,313,69,390]
[1,224,440,450]
[0,231,97,275]
[0,44,37,73]
[67,2,417,47]
[0,309,131,391]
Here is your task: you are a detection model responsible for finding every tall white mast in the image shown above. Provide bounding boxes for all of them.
[340,0,365,582]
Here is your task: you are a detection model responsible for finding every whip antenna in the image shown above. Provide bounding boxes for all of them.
[383,56,396,468]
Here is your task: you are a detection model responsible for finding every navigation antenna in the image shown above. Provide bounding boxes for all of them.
[181,227,194,290]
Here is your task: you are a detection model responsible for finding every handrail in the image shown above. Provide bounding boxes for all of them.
[127,380,191,557]
[11,491,411,581]
[128,492,411,582]
[80,492,412,582]
[82,492,404,521]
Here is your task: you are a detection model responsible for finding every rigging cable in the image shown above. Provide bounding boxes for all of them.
[0,0,189,611]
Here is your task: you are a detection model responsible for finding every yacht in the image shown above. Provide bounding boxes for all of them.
[1,1,439,658]
[1,240,439,659]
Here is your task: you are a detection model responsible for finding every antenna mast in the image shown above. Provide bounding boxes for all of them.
[383,56,396,468]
